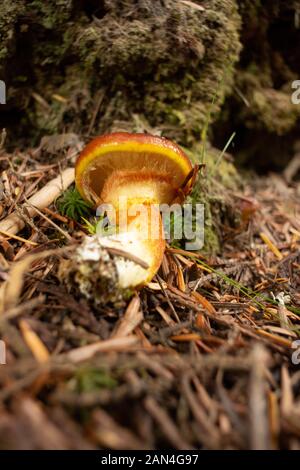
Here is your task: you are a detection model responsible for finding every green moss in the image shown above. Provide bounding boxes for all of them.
[74,367,118,393]
[251,88,300,135]
[0,2,24,66]
[74,0,241,144]
[28,0,74,29]
[1,0,241,147]
[57,186,92,221]
[181,143,241,255]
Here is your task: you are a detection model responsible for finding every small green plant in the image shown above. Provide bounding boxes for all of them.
[57,186,92,221]
[209,131,236,178]
[81,216,98,234]
[75,367,118,392]
[81,216,117,237]
[181,251,300,317]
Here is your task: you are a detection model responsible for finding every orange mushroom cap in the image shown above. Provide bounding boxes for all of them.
[75,132,193,206]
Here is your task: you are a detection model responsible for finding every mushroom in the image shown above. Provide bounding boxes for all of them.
[63,132,193,305]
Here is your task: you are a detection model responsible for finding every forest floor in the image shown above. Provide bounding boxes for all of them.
[0,138,299,450]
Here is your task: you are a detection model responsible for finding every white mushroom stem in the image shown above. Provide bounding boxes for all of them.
[0,167,75,235]
[63,206,166,304]
[79,231,154,289]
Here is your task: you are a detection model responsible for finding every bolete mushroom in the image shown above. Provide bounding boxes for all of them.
[63,133,193,305]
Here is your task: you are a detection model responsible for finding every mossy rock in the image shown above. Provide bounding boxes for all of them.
[0,0,241,148]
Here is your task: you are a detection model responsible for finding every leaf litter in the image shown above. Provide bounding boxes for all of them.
[0,138,299,450]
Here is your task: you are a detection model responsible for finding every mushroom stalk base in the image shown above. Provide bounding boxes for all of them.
[61,210,165,305]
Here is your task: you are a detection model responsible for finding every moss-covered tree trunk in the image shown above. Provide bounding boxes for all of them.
[0,0,299,169]
[0,0,240,147]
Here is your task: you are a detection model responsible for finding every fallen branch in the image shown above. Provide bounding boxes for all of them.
[0,167,75,236]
